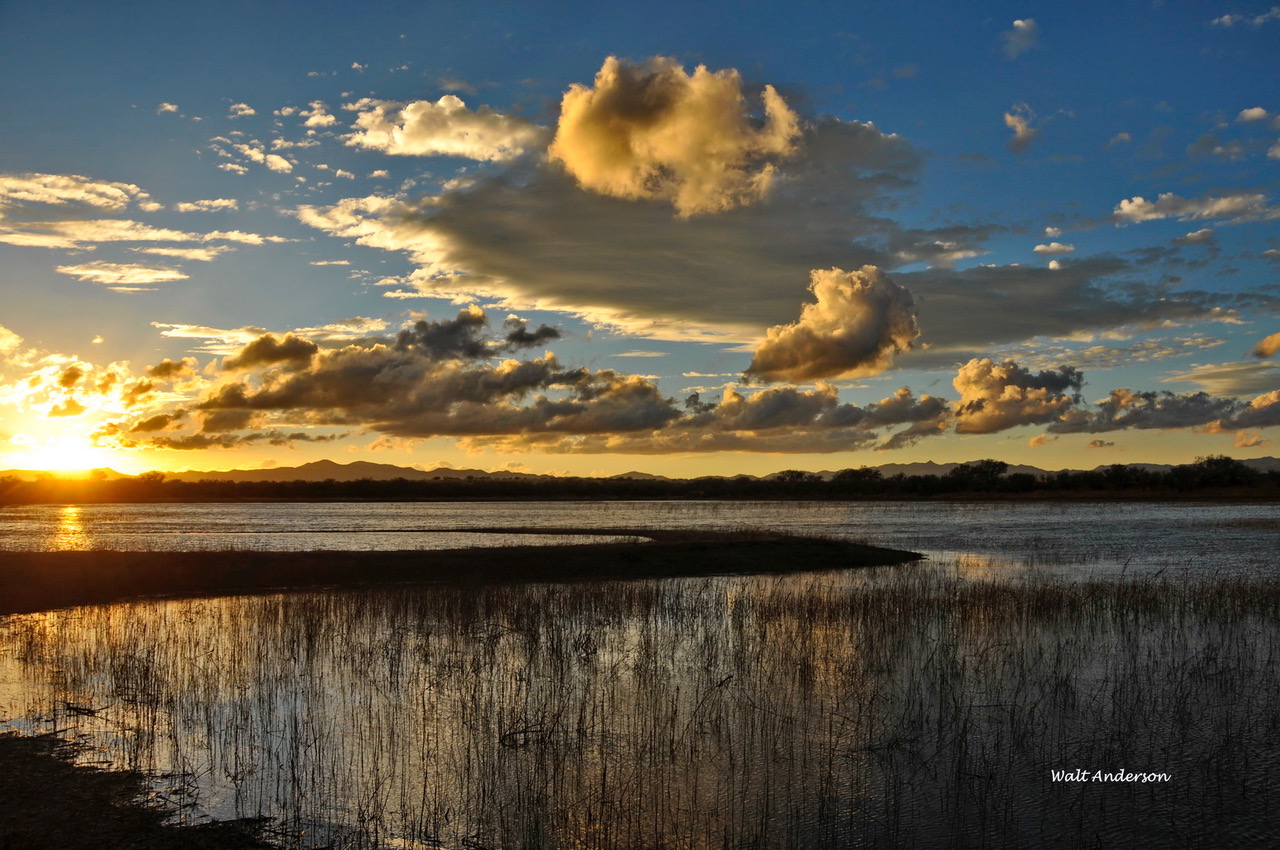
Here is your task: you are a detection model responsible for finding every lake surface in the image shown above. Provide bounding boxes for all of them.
[1,500,1278,847]
[1,499,1277,578]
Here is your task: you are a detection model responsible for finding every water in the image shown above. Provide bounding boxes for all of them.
[1,500,1278,847]
[1,499,1277,578]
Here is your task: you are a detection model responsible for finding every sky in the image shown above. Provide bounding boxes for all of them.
[1,0,1278,477]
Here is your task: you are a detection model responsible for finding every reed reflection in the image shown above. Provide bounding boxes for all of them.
[1,566,1278,848]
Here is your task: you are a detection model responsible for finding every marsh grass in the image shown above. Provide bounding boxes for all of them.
[3,557,1279,848]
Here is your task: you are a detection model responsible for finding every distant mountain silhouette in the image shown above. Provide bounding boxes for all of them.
[158,459,543,483]
[4,456,1278,483]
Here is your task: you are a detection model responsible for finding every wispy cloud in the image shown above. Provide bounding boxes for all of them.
[1002,19,1040,59]
[55,261,189,291]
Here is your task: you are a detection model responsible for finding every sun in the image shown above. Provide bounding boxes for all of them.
[6,434,122,473]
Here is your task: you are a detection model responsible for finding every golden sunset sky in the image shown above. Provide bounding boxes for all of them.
[2,1,1278,476]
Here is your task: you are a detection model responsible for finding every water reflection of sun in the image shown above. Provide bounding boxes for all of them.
[51,505,92,550]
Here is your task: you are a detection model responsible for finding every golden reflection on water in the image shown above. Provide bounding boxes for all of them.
[49,505,92,550]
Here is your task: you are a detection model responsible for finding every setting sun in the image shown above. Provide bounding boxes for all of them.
[5,434,122,473]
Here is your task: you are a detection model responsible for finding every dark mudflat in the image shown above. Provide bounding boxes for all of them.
[0,529,922,615]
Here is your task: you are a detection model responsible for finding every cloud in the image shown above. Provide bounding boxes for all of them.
[300,178,1237,358]
[1238,107,1271,122]
[222,333,320,371]
[228,102,256,118]
[1002,19,1040,59]
[745,266,919,382]
[152,322,269,354]
[1086,439,1114,449]
[993,335,1226,372]
[156,102,180,114]
[547,56,801,216]
[459,383,949,455]
[1212,7,1280,27]
[1050,388,1245,433]
[231,143,293,173]
[175,198,239,212]
[393,305,560,360]
[301,100,337,128]
[1250,332,1280,358]
[897,258,1238,358]
[54,262,189,290]
[1004,104,1038,154]
[1161,361,1280,396]
[1033,242,1075,255]
[1112,192,1277,223]
[146,358,198,380]
[1234,430,1269,449]
[133,245,233,262]
[0,172,149,211]
[0,325,23,358]
[952,358,1083,433]
[0,218,198,249]
[345,95,546,162]
[1173,228,1216,246]
[1028,433,1058,448]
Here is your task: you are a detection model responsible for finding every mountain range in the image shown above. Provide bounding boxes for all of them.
[5,457,1279,483]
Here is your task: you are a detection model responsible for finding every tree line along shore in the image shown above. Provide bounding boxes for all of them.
[1,455,1276,504]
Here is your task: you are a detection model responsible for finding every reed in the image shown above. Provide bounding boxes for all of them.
[3,556,1278,847]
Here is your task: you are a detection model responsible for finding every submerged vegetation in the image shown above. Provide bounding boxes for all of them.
[3,559,1279,847]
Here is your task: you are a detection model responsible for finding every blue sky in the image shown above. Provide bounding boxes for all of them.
[1,0,1278,476]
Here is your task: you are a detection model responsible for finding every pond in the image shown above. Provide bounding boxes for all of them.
[1,500,1278,847]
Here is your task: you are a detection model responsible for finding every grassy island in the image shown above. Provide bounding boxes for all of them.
[0,529,921,615]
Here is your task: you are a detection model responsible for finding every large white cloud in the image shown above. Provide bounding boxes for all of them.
[346,95,546,162]
[745,266,919,382]
[548,56,801,217]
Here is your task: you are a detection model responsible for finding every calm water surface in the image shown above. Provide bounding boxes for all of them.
[1,499,1277,578]
[1,500,1277,847]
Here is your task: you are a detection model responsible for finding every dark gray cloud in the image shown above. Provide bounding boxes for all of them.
[223,333,320,371]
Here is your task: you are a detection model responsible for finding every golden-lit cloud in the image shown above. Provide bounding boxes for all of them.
[0,172,150,211]
[229,143,293,173]
[301,100,337,127]
[1250,331,1280,358]
[0,218,198,249]
[1004,104,1038,154]
[133,245,233,262]
[346,95,546,161]
[0,325,22,358]
[549,56,800,216]
[175,198,239,213]
[953,358,1083,433]
[745,267,919,383]
[1161,360,1280,395]
[1112,191,1276,224]
[54,261,189,290]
